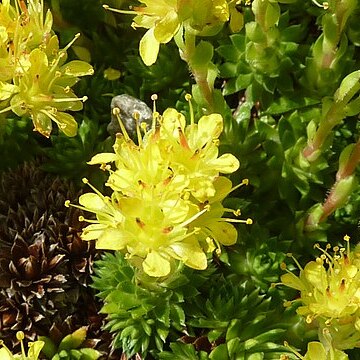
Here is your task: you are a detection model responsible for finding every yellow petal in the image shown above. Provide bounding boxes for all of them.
[81,224,106,240]
[153,10,179,43]
[169,241,207,270]
[304,342,327,360]
[210,176,233,202]
[280,272,306,291]
[0,348,12,360]
[304,261,327,292]
[62,60,94,77]
[210,153,240,173]
[139,28,160,66]
[143,251,171,277]
[53,112,78,137]
[96,228,128,250]
[162,108,186,134]
[27,341,45,360]
[0,81,19,100]
[198,114,223,140]
[87,153,118,165]
[32,112,52,138]
[208,221,237,246]
[79,193,106,210]
[229,7,244,33]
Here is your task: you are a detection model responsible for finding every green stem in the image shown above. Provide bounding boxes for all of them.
[182,31,214,112]
[303,104,341,160]
[336,138,360,180]
[319,140,360,221]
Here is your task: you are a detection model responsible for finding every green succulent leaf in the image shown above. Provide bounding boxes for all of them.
[58,327,87,352]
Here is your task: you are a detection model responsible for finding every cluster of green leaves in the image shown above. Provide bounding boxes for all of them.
[39,327,101,360]
[217,0,360,250]
[92,252,210,358]
[92,252,303,359]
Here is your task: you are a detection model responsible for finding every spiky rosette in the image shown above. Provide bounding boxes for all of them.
[181,277,295,359]
[0,161,105,351]
[92,251,213,358]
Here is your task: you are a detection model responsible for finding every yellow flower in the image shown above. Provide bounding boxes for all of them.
[283,341,349,360]
[69,96,248,277]
[159,107,239,201]
[131,0,181,66]
[281,236,360,349]
[67,178,208,277]
[103,0,233,65]
[0,0,93,137]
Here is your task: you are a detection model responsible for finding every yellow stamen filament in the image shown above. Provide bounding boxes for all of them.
[218,217,252,224]
[283,341,304,360]
[185,93,195,126]
[174,207,208,230]
[286,253,304,271]
[102,4,138,15]
[112,107,130,141]
[51,95,88,103]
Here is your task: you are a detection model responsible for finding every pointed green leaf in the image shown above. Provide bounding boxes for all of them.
[58,327,87,351]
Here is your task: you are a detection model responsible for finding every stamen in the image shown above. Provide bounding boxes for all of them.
[218,217,252,224]
[61,33,81,53]
[17,330,26,357]
[82,178,109,203]
[314,243,334,263]
[283,341,304,360]
[228,179,250,194]
[185,93,194,126]
[51,95,88,103]
[78,216,101,224]
[112,107,130,141]
[102,4,138,15]
[286,253,304,271]
[175,207,208,229]
[344,234,351,258]
[151,94,158,131]
[133,111,143,146]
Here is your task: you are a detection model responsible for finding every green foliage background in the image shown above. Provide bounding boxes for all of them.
[1,0,360,359]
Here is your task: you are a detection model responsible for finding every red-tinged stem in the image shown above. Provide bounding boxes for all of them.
[336,139,360,180]
[303,105,340,161]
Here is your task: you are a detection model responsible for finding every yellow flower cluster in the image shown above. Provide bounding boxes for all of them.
[104,0,246,66]
[281,236,360,350]
[0,0,93,137]
[67,96,250,277]
[282,341,349,360]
